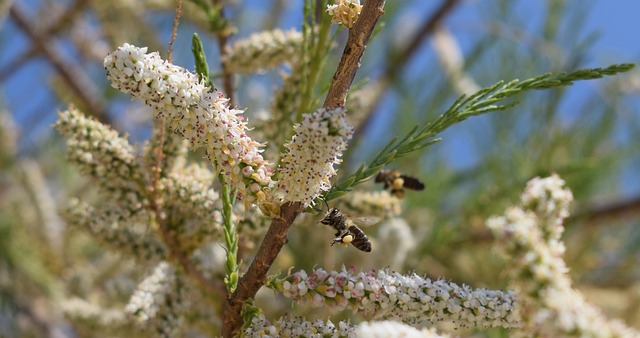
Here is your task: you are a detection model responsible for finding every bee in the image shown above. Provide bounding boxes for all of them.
[319,208,379,252]
[375,169,425,199]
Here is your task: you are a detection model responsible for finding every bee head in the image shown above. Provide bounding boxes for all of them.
[320,208,341,225]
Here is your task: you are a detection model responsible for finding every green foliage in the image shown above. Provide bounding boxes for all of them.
[191,33,212,87]
[325,64,635,201]
[221,179,239,293]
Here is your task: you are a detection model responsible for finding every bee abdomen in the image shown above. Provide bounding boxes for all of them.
[400,175,425,190]
[348,225,372,252]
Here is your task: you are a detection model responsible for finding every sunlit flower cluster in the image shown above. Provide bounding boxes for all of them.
[355,321,450,338]
[268,266,519,330]
[126,262,184,337]
[278,107,353,207]
[326,0,363,28]
[126,262,174,321]
[245,314,353,337]
[520,174,573,234]
[104,43,273,200]
[223,29,303,74]
[488,175,640,337]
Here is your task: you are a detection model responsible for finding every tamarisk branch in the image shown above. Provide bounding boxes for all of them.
[221,1,386,336]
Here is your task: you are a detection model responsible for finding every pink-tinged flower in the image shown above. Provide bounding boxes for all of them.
[278,107,353,207]
[269,267,518,330]
[104,43,273,200]
[245,314,353,337]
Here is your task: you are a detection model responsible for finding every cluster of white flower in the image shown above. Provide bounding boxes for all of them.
[126,262,175,321]
[245,314,353,337]
[222,29,303,74]
[268,266,518,329]
[65,199,166,262]
[488,175,640,337]
[162,164,223,253]
[60,297,127,327]
[326,0,363,29]
[335,190,402,218]
[355,321,450,338]
[278,107,353,207]
[104,43,273,200]
[126,262,184,336]
[54,107,145,199]
[520,174,573,238]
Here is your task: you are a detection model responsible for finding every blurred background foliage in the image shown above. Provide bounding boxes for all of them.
[1,0,639,336]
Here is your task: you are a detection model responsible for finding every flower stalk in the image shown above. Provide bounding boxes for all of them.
[221,178,239,293]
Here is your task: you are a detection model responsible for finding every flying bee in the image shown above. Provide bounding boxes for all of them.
[319,208,379,252]
[375,169,425,199]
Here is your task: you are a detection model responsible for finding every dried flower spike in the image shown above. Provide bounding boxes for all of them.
[327,0,363,28]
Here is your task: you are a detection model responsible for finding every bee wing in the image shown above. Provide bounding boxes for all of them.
[400,175,425,190]
[350,216,381,227]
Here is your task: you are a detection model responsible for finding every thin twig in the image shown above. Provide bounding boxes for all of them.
[149,0,226,309]
[166,0,183,62]
[212,0,236,104]
[9,3,108,123]
[221,1,386,336]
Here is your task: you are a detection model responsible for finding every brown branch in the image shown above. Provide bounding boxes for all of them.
[221,1,386,336]
[454,195,640,248]
[212,0,235,104]
[576,195,640,225]
[221,202,303,337]
[323,0,386,108]
[351,0,461,142]
[9,3,108,123]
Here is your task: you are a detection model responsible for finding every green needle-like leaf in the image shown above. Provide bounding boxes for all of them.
[323,63,635,202]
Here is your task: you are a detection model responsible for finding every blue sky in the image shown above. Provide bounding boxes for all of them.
[1,0,638,193]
